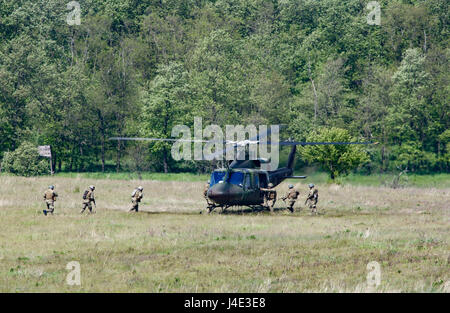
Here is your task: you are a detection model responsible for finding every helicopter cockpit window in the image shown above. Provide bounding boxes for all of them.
[228,172,244,186]
[244,174,252,189]
[253,175,259,188]
[210,171,226,186]
[259,173,268,188]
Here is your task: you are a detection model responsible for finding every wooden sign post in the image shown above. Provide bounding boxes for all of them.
[38,145,53,175]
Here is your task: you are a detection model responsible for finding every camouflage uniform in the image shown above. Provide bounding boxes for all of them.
[260,184,277,213]
[43,188,58,215]
[81,187,95,214]
[203,182,214,210]
[305,185,319,214]
[203,183,210,199]
[129,187,143,212]
[282,185,299,213]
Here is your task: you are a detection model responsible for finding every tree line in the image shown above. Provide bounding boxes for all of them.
[0,0,448,175]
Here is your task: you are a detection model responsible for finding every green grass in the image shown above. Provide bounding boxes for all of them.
[2,171,446,188]
[52,172,210,182]
[0,176,449,292]
[290,172,450,188]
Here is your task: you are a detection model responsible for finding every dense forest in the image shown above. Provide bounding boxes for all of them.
[0,0,448,175]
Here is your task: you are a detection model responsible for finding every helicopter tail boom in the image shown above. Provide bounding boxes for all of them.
[287,145,297,170]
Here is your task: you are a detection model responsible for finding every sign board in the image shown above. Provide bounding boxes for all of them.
[38,145,52,158]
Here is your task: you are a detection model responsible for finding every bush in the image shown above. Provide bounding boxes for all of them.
[390,142,437,173]
[300,127,370,180]
[1,142,49,176]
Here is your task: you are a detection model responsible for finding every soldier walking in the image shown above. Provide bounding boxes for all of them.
[282,184,299,213]
[260,183,277,213]
[43,185,58,216]
[80,185,96,214]
[203,181,214,211]
[129,186,143,212]
[305,183,319,215]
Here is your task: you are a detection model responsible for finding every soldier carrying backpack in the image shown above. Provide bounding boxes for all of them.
[282,184,299,213]
[305,183,319,215]
[43,185,58,216]
[80,185,96,214]
[129,186,143,212]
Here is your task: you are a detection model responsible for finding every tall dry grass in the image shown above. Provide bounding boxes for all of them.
[0,176,448,292]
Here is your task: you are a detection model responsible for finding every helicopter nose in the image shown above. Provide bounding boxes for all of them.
[207,182,242,204]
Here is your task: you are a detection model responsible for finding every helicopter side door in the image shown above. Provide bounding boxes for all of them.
[258,173,269,188]
[243,173,262,205]
[254,174,266,205]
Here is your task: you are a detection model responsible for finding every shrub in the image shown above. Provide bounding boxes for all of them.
[1,142,49,176]
[301,127,370,180]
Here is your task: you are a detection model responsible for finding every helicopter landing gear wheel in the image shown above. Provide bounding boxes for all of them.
[207,203,222,214]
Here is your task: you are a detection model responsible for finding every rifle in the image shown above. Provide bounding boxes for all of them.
[305,194,314,205]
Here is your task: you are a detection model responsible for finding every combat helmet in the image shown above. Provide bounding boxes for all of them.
[288,184,294,189]
[309,183,315,188]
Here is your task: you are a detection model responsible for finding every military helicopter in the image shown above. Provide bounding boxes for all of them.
[110,128,374,213]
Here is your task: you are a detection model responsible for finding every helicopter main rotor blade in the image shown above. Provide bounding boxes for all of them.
[109,137,376,148]
[202,124,286,160]
[262,141,377,146]
[109,137,221,143]
[109,137,260,145]
[109,124,288,145]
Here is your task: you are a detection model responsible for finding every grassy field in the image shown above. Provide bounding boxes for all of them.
[0,175,449,292]
[52,171,210,182]
[47,171,450,188]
